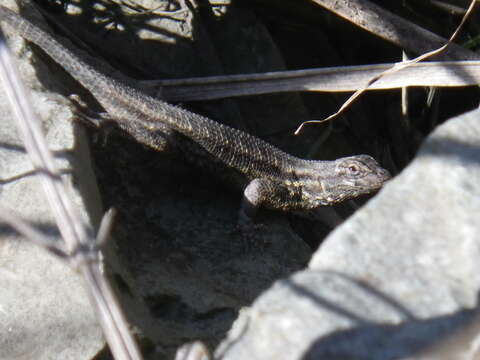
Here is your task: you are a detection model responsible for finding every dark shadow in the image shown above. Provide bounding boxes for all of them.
[303,307,476,359]
[30,0,241,120]
[359,1,480,117]
[0,141,74,159]
[8,2,480,359]
[324,271,417,320]
[0,219,60,239]
[420,136,480,166]
[278,273,480,360]
[0,167,73,185]
[0,141,28,153]
[283,273,416,327]
[0,141,74,184]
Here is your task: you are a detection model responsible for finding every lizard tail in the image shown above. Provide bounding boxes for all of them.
[0,4,117,102]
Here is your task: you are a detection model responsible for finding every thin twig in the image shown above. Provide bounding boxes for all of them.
[0,25,88,254]
[96,208,117,247]
[295,0,478,134]
[0,6,143,358]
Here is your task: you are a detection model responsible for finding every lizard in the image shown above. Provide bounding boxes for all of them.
[0,3,390,223]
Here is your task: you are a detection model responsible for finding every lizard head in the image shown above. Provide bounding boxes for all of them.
[302,155,391,207]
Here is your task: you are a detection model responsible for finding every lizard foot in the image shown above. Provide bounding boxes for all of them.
[68,95,118,146]
[69,94,113,128]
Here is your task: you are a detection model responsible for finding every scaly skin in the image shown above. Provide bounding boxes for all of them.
[0,4,390,214]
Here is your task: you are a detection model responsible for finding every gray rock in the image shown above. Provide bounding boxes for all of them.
[0,2,313,359]
[217,107,480,360]
[0,2,104,359]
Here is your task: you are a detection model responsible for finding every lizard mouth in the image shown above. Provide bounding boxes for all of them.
[306,166,392,207]
[360,169,391,191]
[369,168,391,189]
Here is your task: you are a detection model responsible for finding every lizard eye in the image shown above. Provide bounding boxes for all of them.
[347,164,360,175]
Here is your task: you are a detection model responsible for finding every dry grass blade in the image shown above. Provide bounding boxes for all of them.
[0,25,143,360]
[97,208,117,247]
[295,0,478,134]
[154,61,480,101]
[175,341,211,360]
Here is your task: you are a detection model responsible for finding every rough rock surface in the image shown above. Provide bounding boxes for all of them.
[217,107,480,359]
[0,2,312,359]
[8,2,479,359]
[0,2,104,358]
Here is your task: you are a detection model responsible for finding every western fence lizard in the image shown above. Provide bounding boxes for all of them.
[0,4,390,221]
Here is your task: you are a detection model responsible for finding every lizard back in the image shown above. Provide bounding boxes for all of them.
[0,5,301,182]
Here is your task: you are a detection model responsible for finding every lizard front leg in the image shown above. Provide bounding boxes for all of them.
[236,178,301,248]
[239,178,301,225]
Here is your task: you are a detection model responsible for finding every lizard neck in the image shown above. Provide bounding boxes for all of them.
[291,158,334,179]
